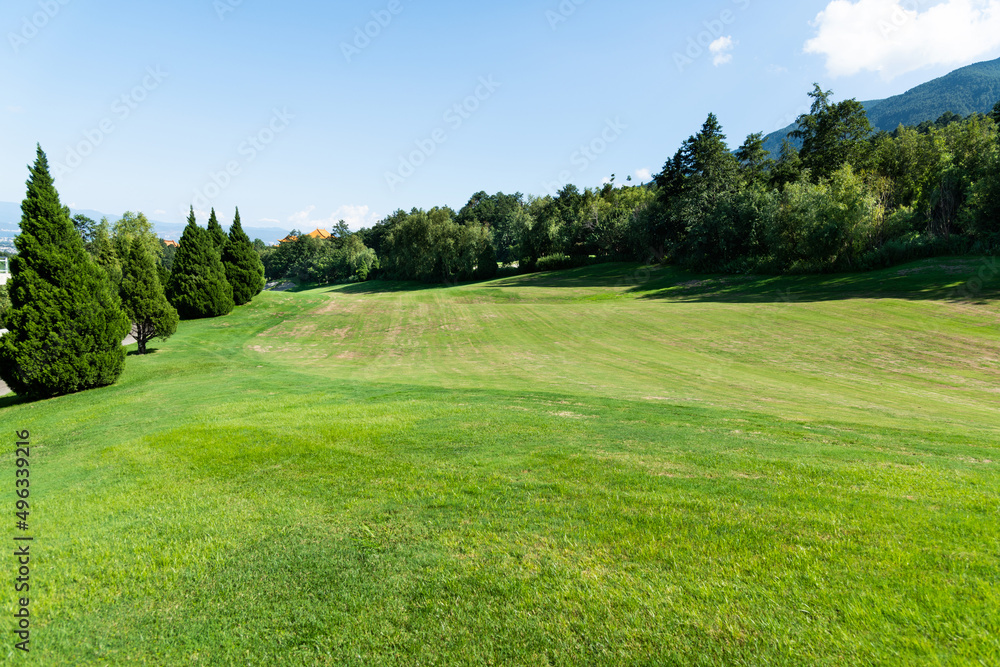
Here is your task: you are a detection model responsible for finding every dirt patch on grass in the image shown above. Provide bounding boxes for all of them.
[549,411,596,419]
[324,327,352,339]
[593,451,695,478]
[315,299,360,315]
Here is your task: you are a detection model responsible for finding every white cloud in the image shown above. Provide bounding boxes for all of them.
[635,168,653,182]
[286,204,378,231]
[153,209,167,215]
[805,0,1000,79]
[709,36,736,66]
[256,217,281,224]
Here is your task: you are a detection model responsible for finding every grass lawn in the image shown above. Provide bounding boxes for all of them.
[1,257,998,665]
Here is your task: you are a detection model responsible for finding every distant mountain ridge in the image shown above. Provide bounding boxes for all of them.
[0,201,291,249]
[763,57,1000,156]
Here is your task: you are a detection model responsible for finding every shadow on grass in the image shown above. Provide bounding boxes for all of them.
[287,257,998,304]
[0,392,27,409]
[127,348,162,357]
[490,263,645,289]
[330,277,499,295]
[631,257,999,304]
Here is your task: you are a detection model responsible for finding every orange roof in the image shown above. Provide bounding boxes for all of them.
[278,229,331,243]
[163,239,179,248]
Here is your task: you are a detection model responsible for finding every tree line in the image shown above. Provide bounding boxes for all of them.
[0,146,265,398]
[271,84,996,285]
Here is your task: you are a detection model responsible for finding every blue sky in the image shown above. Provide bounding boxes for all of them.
[3,0,1000,234]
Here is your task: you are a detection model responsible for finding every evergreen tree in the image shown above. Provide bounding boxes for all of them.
[735,132,774,187]
[120,236,178,354]
[0,146,129,397]
[207,208,227,251]
[790,84,873,180]
[92,217,122,287]
[165,207,235,319]
[221,207,265,306]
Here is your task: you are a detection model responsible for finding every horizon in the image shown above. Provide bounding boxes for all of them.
[5,1,1000,232]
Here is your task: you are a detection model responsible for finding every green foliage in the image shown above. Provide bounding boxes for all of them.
[735,132,774,187]
[456,191,526,263]
[475,241,498,279]
[113,211,161,261]
[206,208,227,251]
[166,208,235,320]
[261,229,379,285]
[768,165,887,271]
[0,145,129,397]
[654,113,741,253]
[221,208,265,306]
[120,236,178,354]
[160,240,177,272]
[517,200,556,267]
[381,207,491,283]
[92,217,121,287]
[535,253,578,272]
[72,214,97,248]
[0,283,9,327]
[790,84,873,180]
[966,148,1000,243]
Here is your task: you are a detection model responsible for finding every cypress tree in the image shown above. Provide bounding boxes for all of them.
[92,217,121,287]
[120,236,178,354]
[207,208,227,252]
[221,207,265,306]
[165,207,235,319]
[0,146,129,397]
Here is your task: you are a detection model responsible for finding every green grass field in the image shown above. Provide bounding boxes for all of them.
[1,257,998,665]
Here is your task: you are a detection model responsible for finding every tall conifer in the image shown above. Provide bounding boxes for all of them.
[0,146,129,397]
[221,207,265,306]
[165,207,234,319]
[120,236,178,354]
[207,207,227,251]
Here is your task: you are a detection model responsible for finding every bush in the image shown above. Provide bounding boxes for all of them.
[536,253,577,272]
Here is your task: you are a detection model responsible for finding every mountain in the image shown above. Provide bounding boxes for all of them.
[762,57,1000,156]
[0,202,291,251]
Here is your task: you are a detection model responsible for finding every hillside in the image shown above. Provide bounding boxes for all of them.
[763,57,1000,155]
[1,260,997,664]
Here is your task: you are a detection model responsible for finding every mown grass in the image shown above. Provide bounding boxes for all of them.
[1,257,998,665]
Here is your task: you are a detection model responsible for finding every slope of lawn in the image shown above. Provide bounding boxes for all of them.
[0,257,998,665]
